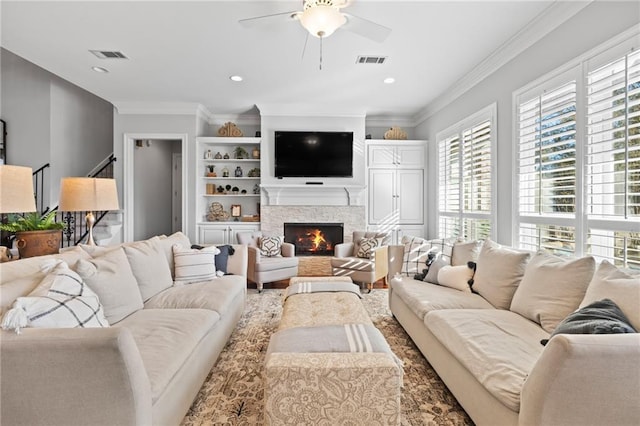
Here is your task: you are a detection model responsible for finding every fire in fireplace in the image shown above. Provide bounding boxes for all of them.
[284,223,344,256]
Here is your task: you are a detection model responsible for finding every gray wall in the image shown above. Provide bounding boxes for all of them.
[133,139,181,240]
[1,48,113,209]
[414,1,640,245]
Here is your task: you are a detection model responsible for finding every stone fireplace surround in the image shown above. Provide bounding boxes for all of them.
[260,206,366,244]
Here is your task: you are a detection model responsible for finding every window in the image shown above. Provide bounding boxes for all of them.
[515,34,640,268]
[437,105,495,240]
[516,78,578,256]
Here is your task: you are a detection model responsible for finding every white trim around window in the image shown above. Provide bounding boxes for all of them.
[436,103,497,241]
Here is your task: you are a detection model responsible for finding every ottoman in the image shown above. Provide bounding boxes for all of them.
[264,277,403,425]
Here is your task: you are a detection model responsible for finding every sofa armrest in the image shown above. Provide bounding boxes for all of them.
[371,245,389,281]
[387,245,404,278]
[226,244,248,277]
[281,242,295,258]
[0,327,152,426]
[333,242,354,258]
[520,333,640,426]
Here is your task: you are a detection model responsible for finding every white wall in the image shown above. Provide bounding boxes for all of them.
[113,113,196,241]
[414,1,640,245]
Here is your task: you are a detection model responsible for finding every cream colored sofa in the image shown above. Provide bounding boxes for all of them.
[388,238,640,426]
[0,232,247,426]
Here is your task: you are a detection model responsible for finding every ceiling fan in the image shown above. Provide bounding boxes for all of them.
[239,0,391,67]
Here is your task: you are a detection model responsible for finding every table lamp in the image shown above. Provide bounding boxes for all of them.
[0,165,37,214]
[59,177,119,246]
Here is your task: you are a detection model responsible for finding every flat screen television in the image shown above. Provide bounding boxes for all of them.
[274,131,353,178]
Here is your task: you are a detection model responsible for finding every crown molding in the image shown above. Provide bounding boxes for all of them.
[113,101,209,116]
[412,0,592,125]
[209,113,261,126]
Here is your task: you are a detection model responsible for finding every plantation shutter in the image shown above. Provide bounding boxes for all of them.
[518,81,577,216]
[462,120,492,214]
[586,49,640,220]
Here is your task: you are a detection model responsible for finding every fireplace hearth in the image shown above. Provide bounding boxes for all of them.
[284,223,344,256]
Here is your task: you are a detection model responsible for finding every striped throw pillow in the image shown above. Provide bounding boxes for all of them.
[173,244,220,284]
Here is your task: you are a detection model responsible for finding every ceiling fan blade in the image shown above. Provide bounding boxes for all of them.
[239,11,298,28]
[342,13,391,43]
[301,32,310,60]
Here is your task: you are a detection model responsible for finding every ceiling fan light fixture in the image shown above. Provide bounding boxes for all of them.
[299,5,346,38]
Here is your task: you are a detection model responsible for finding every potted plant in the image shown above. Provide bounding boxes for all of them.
[234,146,248,159]
[0,211,64,258]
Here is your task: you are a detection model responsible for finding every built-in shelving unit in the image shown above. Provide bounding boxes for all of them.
[195,137,261,244]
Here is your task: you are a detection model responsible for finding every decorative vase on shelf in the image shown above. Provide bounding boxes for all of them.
[214,151,223,159]
[251,147,260,159]
[235,166,243,177]
[223,153,230,159]
[204,149,212,159]
[222,167,229,177]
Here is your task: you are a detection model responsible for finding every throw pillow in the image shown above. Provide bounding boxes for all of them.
[437,264,474,292]
[75,247,144,324]
[356,237,381,259]
[451,240,481,266]
[472,239,531,309]
[541,298,637,346]
[192,244,236,273]
[580,260,640,331]
[156,232,192,278]
[173,244,220,284]
[510,252,595,333]
[401,235,438,276]
[259,236,284,257]
[424,257,449,284]
[1,261,108,333]
[123,238,173,302]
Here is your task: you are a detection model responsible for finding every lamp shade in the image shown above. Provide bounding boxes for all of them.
[299,5,346,38]
[59,177,120,212]
[0,165,37,214]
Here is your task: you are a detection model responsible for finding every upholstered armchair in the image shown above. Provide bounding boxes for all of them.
[236,231,299,292]
[330,231,390,292]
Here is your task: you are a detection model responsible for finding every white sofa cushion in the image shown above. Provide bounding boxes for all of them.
[473,239,531,309]
[510,252,595,333]
[451,240,481,266]
[580,260,640,331]
[123,237,173,301]
[391,277,493,321]
[425,309,549,412]
[156,232,192,278]
[115,308,220,403]
[76,247,144,324]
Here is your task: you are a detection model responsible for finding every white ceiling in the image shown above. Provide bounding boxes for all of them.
[2,1,576,121]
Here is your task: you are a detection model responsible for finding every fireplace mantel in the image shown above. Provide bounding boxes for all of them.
[261,184,366,206]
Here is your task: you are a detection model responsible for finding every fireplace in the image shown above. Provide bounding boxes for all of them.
[284,223,344,256]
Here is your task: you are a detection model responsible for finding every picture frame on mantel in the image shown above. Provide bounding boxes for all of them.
[0,119,6,164]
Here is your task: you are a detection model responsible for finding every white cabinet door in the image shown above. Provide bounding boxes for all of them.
[198,225,229,245]
[396,225,425,242]
[228,223,260,244]
[397,169,424,224]
[368,169,396,224]
[396,145,425,168]
[368,146,396,168]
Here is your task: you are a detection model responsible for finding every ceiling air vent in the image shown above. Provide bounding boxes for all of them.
[89,50,128,59]
[356,56,387,64]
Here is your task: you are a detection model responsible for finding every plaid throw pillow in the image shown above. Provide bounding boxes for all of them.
[401,235,440,276]
[1,262,108,334]
[173,244,220,284]
[356,237,381,259]
[260,236,284,257]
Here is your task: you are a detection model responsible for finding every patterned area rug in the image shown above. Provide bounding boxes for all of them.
[181,289,473,425]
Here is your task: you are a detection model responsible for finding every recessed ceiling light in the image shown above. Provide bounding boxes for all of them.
[92,66,109,73]
[383,77,395,84]
[229,75,243,82]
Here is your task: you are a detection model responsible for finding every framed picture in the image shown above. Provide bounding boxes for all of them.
[231,204,241,218]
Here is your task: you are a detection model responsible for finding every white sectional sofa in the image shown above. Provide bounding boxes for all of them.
[0,232,247,426]
[388,238,640,426]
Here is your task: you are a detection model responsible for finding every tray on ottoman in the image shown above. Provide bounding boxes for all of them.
[264,277,403,425]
